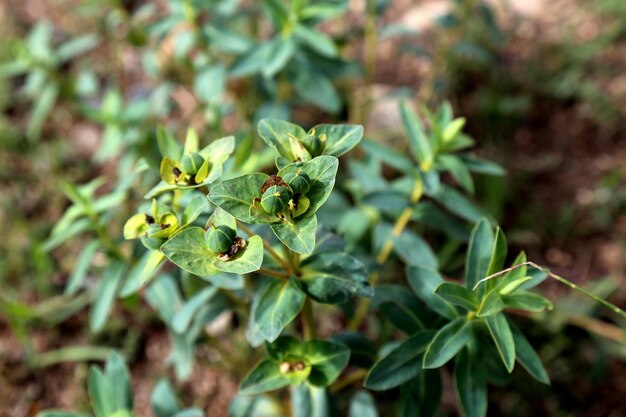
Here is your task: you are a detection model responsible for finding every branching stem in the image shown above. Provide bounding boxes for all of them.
[349,178,423,330]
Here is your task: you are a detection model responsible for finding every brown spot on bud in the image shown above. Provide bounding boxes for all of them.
[172,167,182,177]
[260,174,289,194]
[145,215,155,224]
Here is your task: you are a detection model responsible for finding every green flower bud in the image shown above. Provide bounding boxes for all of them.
[207,225,236,253]
[261,185,292,214]
[283,170,311,195]
[180,152,206,175]
[300,133,324,157]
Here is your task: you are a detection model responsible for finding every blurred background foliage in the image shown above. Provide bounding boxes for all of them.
[1,0,625,416]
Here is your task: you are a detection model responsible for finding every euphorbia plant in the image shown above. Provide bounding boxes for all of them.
[44,107,626,417]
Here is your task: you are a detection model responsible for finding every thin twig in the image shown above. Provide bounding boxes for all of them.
[474,261,626,321]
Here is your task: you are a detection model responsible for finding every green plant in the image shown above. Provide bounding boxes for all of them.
[37,352,202,417]
[0,21,99,141]
[45,104,626,417]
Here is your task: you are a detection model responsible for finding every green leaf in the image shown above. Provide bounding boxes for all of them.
[157,127,182,160]
[105,352,132,411]
[88,367,114,417]
[263,37,295,78]
[304,340,350,387]
[442,117,466,143]
[454,349,487,417]
[465,218,494,291]
[348,391,378,417]
[407,265,458,320]
[278,156,339,216]
[294,24,337,57]
[271,215,317,255]
[487,227,507,277]
[291,383,329,417]
[172,286,219,333]
[398,370,441,417]
[365,331,434,390]
[65,241,100,295]
[151,379,180,417]
[214,235,264,274]
[299,251,371,304]
[392,229,438,269]
[434,283,476,312]
[312,124,363,157]
[484,313,515,372]
[475,290,504,317]
[28,83,59,141]
[90,262,125,333]
[360,139,414,173]
[240,359,291,395]
[496,252,528,295]
[253,279,306,342]
[510,323,550,384]
[400,101,432,170]
[182,193,209,226]
[431,185,487,224]
[379,301,424,334]
[292,70,340,113]
[160,227,219,276]
[437,154,474,194]
[502,291,553,312]
[209,173,271,223]
[230,42,272,77]
[119,250,165,297]
[58,34,100,62]
[423,318,473,369]
[36,412,90,417]
[258,118,306,162]
[162,228,263,275]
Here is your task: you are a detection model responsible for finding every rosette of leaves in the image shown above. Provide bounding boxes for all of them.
[228,1,354,115]
[364,218,552,417]
[258,118,363,168]
[209,155,338,254]
[160,207,264,276]
[145,127,235,198]
[358,101,504,242]
[240,335,350,395]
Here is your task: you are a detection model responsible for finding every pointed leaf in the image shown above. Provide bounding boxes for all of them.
[240,359,291,395]
[253,279,306,342]
[454,349,487,417]
[484,313,515,372]
[299,251,371,304]
[423,318,473,369]
[434,283,476,311]
[271,215,317,255]
[365,331,434,390]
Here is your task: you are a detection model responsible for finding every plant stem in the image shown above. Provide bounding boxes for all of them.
[302,298,316,340]
[348,178,423,330]
[237,221,291,271]
[257,268,289,280]
[329,369,368,394]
